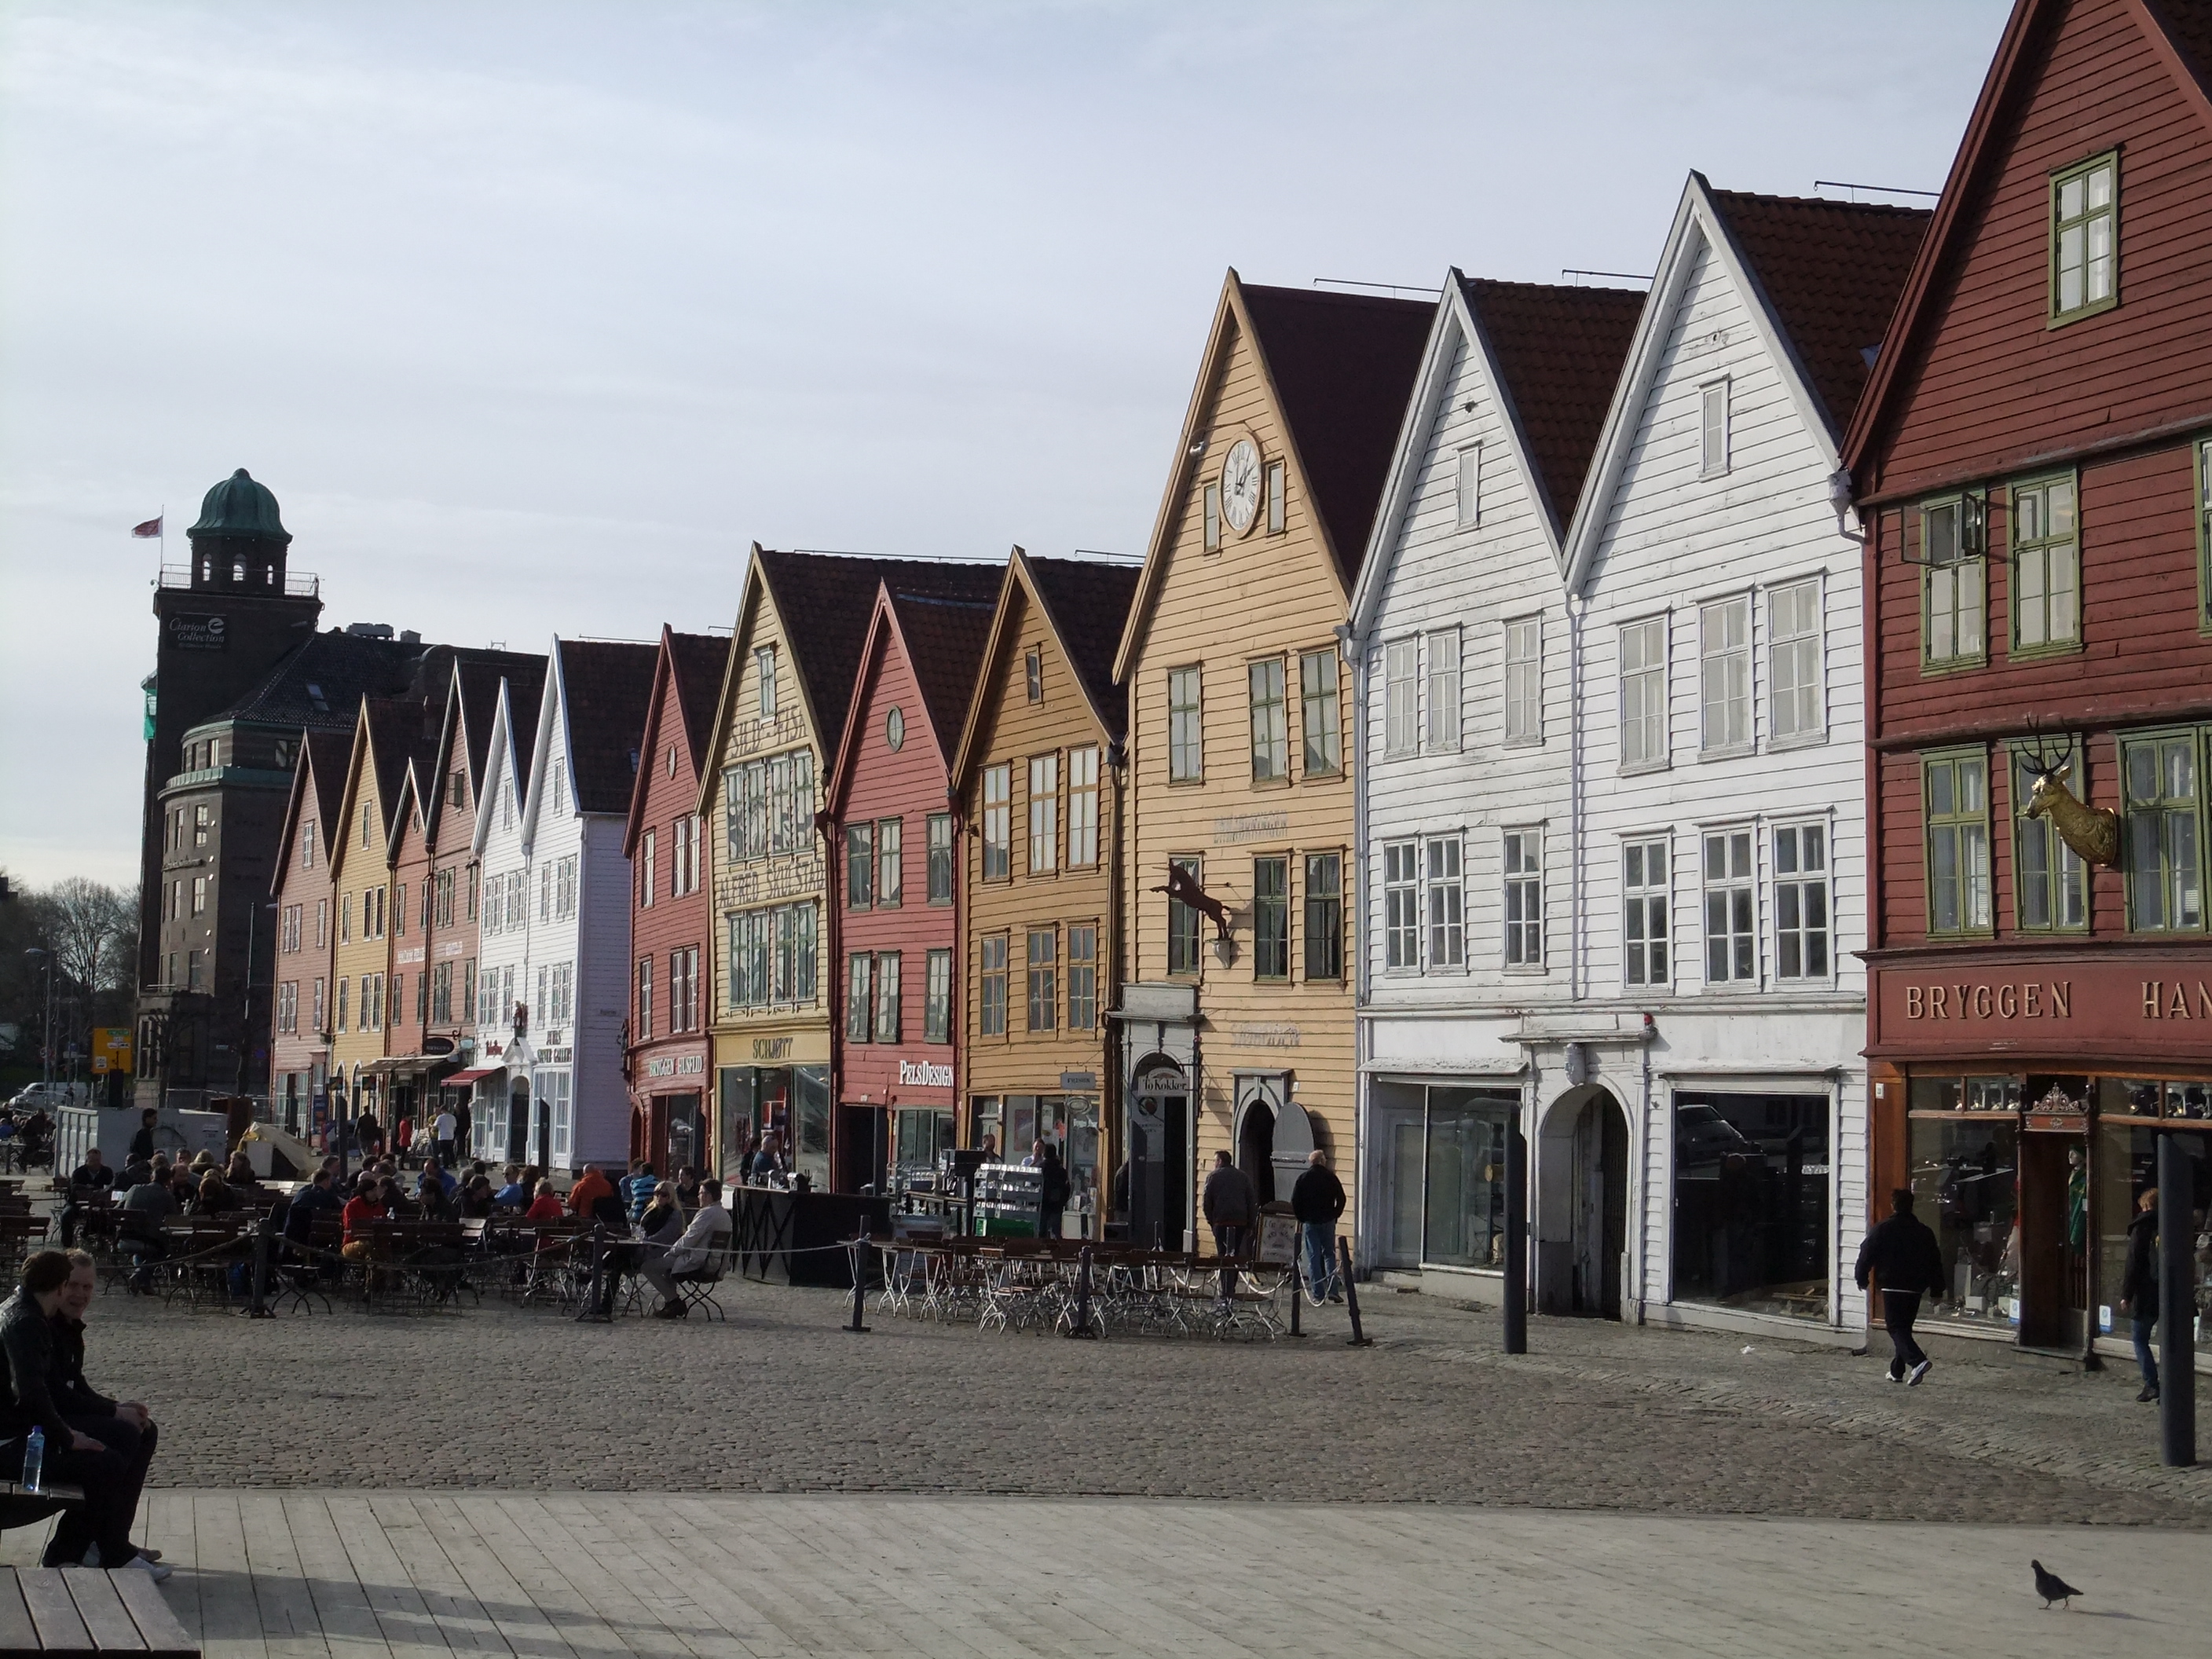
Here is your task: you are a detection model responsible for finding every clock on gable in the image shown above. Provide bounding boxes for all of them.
[1219,438,1262,536]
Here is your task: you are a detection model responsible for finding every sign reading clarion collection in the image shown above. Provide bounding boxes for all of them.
[167,613,227,651]
[1872,957,2212,1060]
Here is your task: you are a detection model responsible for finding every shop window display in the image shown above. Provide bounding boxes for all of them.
[1908,1075,2020,1326]
[1421,1091,1515,1269]
[1671,1093,1830,1318]
[2095,1081,2212,1343]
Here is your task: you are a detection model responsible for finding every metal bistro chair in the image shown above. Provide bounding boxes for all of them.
[672,1233,736,1321]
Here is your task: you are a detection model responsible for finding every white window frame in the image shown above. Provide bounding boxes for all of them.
[1619,615,1669,773]
[1028,755,1059,873]
[1697,595,1753,757]
[1701,826,1759,989]
[1503,616,1543,747]
[1382,840,1419,972]
[1767,577,1826,747]
[1502,828,1544,972]
[1455,443,1481,529]
[1424,628,1460,754]
[1772,819,1833,985]
[1383,639,1419,758]
[1067,745,1100,867]
[1622,835,1671,990]
[1699,378,1730,478]
[1425,835,1464,970]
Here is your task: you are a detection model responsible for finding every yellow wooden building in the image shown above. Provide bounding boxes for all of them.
[327,698,422,1139]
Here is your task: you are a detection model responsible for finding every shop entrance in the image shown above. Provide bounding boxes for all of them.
[506,1077,529,1164]
[1126,1057,1190,1251]
[833,1104,887,1193]
[2017,1127,2089,1349]
[1536,1086,1628,1318]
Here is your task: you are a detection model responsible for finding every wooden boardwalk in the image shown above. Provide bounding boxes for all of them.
[1,1489,2205,1657]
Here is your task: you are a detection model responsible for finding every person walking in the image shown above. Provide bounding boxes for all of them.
[1853,1188,1945,1386]
[1037,1144,1071,1240]
[1290,1149,1346,1302]
[1201,1149,1257,1306]
[127,1108,158,1166]
[433,1106,457,1167]
[2120,1187,2162,1403]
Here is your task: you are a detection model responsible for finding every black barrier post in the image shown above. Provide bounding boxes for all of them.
[1065,1244,1098,1339]
[1288,1249,1302,1338]
[2159,1133,2196,1467]
[844,1219,871,1333]
[1337,1236,1372,1347]
[1504,1125,1529,1354]
[577,1223,608,1324]
[246,1215,273,1319]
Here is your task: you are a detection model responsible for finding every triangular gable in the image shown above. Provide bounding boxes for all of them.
[823,579,997,819]
[269,728,340,899]
[624,625,731,854]
[470,677,531,859]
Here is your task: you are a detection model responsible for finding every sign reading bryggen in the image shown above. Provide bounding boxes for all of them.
[1870,954,2212,1064]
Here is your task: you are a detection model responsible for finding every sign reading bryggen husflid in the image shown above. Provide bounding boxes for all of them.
[1845,0,2212,1361]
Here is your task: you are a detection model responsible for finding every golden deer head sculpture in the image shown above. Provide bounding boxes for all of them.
[2020,724,2120,868]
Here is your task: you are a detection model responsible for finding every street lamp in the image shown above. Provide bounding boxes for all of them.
[21,949,55,1094]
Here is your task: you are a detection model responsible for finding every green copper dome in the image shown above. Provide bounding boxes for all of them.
[188,468,291,544]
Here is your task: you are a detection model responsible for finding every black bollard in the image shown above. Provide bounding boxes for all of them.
[1289,1248,1302,1338]
[1338,1236,1372,1347]
[2159,1133,2196,1467]
[844,1219,872,1333]
[1065,1244,1098,1339]
[247,1215,274,1319]
[577,1222,608,1324]
[1504,1125,1528,1354]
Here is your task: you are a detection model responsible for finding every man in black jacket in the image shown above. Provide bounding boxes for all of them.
[2119,1188,2161,1403]
[1853,1188,1946,1386]
[1291,1151,1346,1302]
[53,1251,163,1566]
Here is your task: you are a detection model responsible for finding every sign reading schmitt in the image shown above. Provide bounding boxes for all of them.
[898,1059,953,1088]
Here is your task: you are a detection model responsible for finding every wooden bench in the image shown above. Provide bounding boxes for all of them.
[0,1566,196,1656]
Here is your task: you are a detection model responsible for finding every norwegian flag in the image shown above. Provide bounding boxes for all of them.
[130,515,163,538]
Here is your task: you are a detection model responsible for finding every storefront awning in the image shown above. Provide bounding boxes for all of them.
[362,1053,465,1079]
[445,1065,503,1086]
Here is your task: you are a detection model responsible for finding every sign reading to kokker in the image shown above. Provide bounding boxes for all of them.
[1872,954,2212,1061]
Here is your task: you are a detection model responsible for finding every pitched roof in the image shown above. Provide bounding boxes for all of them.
[885,578,1003,761]
[1237,283,1434,584]
[1707,189,1931,439]
[2148,0,2212,93]
[303,728,351,848]
[455,654,546,791]
[1461,277,1646,529]
[668,631,728,771]
[1024,556,1141,741]
[551,639,659,815]
[361,697,430,840]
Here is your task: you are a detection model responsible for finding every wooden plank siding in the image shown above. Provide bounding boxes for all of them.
[328,709,395,1095]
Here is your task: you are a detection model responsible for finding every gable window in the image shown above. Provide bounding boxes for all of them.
[1767,580,1823,743]
[1265,460,1286,535]
[1382,840,1419,970]
[639,829,657,909]
[1774,822,1829,982]
[873,953,901,1042]
[2049,152,2117,324]
[1249,657,1288,781]
[1503,617,1543,745]
[1203,482,1222,551]
[1921,493,1987,668]
[845,954,873,1042]
[1300,647,1342,776]
[1383,639,1419,757]
[876,818,903,907]
[1067,925,1098,1028]
[1702,829,1757,984]
[979,936,1009,1035]
[448,768,466,808]
[2010,474,2079,652]
[1068,748,1099,867]
[1028,756,1059,873]
[1167,667,1203,782]
[845,823,874,909]
[550,766,566,816]
[1503,830,1544,969]
[361,803,373,848]
[756,646,778,720]
[1924,750,1993,937]
[1166,855,1202,976]
[2012,743,2089,934]
[1620,617,1668,769]
[982,765,1011,880]
[1426,837,1464,969]
[1456,444,1481,529]
[1024,647,1044,704]
[2123,731,2203,932]
[1027,929,1059,1029]
[301,821,316,868]
[1303,852,1342,982]
[1423,630,1459,754]
[1698,596,1752,754]
[1623,837,1670,988]
[1253,857,1290,980]
[1699,380,1730,478]
[925,948,953,1043]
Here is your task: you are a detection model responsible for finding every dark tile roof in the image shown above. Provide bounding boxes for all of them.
[667,631,730,772]
[2150,0,2212,91]
[302,728,352,855]
[1460,278,1646,532]
[1238,284,1434,582]
[214,630,429,734]
[555,639,661,815]
[455,654,546,791]
[1707,189,1932,438]
[886,584,1002,763]
[756,551,1002,757]
[1025,557,1141,739]
[361,698,430,839]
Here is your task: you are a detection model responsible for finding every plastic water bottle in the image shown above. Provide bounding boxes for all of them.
[21,1426,43,1494]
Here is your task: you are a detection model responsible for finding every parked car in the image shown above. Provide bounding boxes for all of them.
[6,1082,86,1111]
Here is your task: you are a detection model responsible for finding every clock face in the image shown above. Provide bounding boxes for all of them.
[1220,439,1262,535]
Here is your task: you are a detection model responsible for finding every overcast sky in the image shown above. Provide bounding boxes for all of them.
[0,0,2009,890]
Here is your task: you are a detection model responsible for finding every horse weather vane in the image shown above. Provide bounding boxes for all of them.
[2021,718,2120,867]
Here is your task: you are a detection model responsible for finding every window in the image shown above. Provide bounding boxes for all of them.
[846,822,874,909]
[313,977,326,1033]
[188,950,203,991]
[1921,495,1987,667]
[1699,596,1752,753]
[1248,657,1287,781]
[315,899,327,949]
[1503,617,1542,745]
[282,904,301,953]
[164,881,177,922]
[673,946,699,1032]
[364,972,383,1031]
[1768,580,1823,742]
[723,751,815,862]
[636,958,653,1039]
[1426,837,1464,969]
[415,971,428,1025]
[1265,459,1286,534]
[1383,840,1419,970]
[1699,379,1730,477]
[194,804,211,848]
[1774,823,1830,981]
[538,865,551,923]
[1623,838,1669,987]
[448,768,466,808]
[1203,482,1221,551]
[1503,830,1543,969]
[846,955,873,1042]
[2049,151,2116,324]
[2010,474,2080,651]
[466,866,478,921]
[2125,732,2203,932]
[1302,648,1342,775]
[300,820,316,868]
[551,765,566,816]
[982,765,1011,881]
[435,868,455,927]
[1620,617,1668,768]
[1384,639,1419,757]
[1423,632,1458,754]
[925,949,952,1043]
[1067,749,1099,867]
[1304,853,1342,981]
[459,959,474,1025]
[1027,929,1058,1028]
[979,936,1008,1036]
[340,893,352,943]
[1253,857,1289,980]
[192,876,207,917]
[873,954,900,1042]
[877,818,903,907]
[361,803,373,848]
[2199,440,2212,628]
[1925,751,1993,937]
[1703,830,1757,983]
[672,814,699,895]
[335,976,349,1032]
[1167,667,1203,782]
[1166,856,1202,975]
[277,981,297,1034]
[1067,926,1097,1029]
[430,961,451,1024]
[1028,756,1058,873]
[756,646,778,720]
[927,814,955,902]
[639,830,656,908]
[2012,743,2088,932]
[551,962,573,1025]
[1024,647,1043,704]
[726,902,818,1009]
[555,855,577,920]
[1456,444,1481,529]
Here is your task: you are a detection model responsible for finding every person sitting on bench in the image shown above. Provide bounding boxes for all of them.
[51,1251,163,1572]
[0,1250,168,1580]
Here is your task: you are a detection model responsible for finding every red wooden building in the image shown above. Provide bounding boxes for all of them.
[1846,0,2212,1360]
[268,730,350,1138]
[623,626,731,1178]
[822,567,1001,1192]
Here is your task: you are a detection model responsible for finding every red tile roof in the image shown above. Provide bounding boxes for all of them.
[1706,189,1932,438]
[1024,557,1141,739]
[1461,278,1646,531]
[555,639,661,815]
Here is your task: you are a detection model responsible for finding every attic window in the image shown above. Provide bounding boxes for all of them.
[1024,648,1044,704]
[1266,460,1287,535]
[1203,484,1222,552]
[1456,445,1481,529]
[666,744,677,778]
[306,683,328,712]
[2050,152,2117,324]
[1699,380,1731,478]
[628,748,640,774]
[756,646,778,720]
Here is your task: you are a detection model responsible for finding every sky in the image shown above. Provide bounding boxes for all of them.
[0,0,2011,890]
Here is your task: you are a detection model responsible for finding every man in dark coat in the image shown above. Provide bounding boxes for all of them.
[1200,1150,1258,1306]
[1291,1150,1346,1302]
[2119,1188,2161,1403]
[1853,1188,1946,1386]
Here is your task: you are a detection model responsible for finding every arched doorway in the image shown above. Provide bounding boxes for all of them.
[1233,1075,1317,1210]
[1535,1085,1629,1318]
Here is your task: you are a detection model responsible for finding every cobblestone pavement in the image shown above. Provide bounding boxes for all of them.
[86,1275,2212,1525]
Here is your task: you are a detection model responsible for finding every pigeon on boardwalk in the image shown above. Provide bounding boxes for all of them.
[2031,1560,2083,1609]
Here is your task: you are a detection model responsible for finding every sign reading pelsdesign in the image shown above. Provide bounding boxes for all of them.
[898,1058,953,1088]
